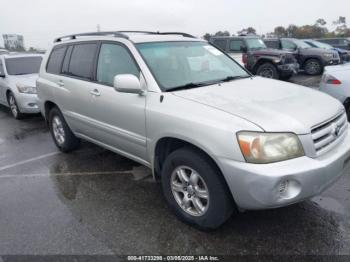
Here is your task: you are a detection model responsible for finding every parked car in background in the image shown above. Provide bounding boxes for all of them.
[320,63,350,119]
[304,39,350,63]
[0,53,43,119]
[0,49,9,55]
[210,36,299,80]
[37,31,350,230]
[317,38,350,51]
[264,38,340,75]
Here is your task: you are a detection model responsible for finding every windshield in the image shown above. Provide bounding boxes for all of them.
[246,38,267,50]
[137,41,250,91]
[5,56,42,75]
[293,39,312,49]
[309,40,333,49]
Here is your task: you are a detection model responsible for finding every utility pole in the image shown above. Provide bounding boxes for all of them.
[97,24,101,32]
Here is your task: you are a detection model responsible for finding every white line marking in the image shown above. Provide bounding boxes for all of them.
[0,170,134,179]
[0,152,60,172]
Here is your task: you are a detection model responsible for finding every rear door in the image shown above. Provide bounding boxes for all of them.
[54,42,100,136]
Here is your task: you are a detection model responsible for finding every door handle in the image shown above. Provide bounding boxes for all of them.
[57,80,64,87]
[90,89,101,97]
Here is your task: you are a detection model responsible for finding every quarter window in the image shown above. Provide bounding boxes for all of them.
[47,46,67,74]
[68,43,98,80]
[96,43,139,86]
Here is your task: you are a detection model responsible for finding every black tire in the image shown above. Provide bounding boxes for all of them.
[304,59,323,75]
[161,147,235,230]
[256,63,279,79]
[7,92,24,120]
[49,107,80,152]
[344,99,350,121]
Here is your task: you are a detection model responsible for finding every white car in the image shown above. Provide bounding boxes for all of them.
[320,63,350,118]
[0,53,43,119]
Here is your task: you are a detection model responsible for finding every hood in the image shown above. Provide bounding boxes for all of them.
[250,48,293,57]
[299,47,338,56]
[325,63,350,73]
[172,77,343,134]
[8,74,38,87]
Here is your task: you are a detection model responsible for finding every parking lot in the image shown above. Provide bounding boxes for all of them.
[0,74,350,256]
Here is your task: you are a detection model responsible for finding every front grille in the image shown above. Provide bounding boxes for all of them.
[311,111,348,155]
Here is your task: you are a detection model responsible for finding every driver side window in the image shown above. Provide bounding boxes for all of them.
[281,40,297,50]
[96,43,140,86]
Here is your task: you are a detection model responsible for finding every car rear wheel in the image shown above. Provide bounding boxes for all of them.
[304,59,323,75]
[161,147,235,230]
[49,107,80,152]
[256,63,279,79]
[7,92,24,120]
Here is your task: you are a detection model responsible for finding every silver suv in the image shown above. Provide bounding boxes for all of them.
[37,31,350,230]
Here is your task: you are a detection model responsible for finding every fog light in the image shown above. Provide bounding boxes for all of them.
[279,180,289,196]
[28,103,37,107]
[277,179,301,200]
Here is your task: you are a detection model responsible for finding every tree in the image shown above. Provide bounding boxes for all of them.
[214,30,230,37]
[203,33,212,41]
[333,16,349,36]
[316,18,327,26]
[237,27,256,35]
[274,26,287,37]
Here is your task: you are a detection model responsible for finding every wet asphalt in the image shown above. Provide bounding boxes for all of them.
[1,75,350,256]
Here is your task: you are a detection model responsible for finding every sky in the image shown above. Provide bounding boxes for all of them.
[0,0,348,49]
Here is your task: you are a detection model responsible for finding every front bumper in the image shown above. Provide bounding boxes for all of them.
[325,58,341,66]
[277,63,299,75]
[15,93,40,114]
[218,128,350,210]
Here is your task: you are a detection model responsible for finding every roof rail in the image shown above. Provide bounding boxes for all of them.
[119,31,196,38]
[54,31,129,43]
[53,31,196,43]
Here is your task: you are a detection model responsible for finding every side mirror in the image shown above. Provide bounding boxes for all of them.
[113,74,142,94]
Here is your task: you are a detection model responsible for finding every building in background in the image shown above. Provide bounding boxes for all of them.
[2,34,25,51]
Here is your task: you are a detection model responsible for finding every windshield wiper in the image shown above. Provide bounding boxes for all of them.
[166,82,213,92]
[218,75,251,83]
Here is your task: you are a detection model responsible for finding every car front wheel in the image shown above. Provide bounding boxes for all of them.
[7,92,24,120]
[304,59,323,75]
[256,63,279,79]
[161,147,235,230]
[49,107,80,152]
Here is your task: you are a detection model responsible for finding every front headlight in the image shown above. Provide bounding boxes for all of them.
[323,53,334,59]
[237,132,304,164]
[16,83,37,94]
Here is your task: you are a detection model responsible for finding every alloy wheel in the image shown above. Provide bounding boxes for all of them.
[9,95,18,118]
[170,166,210,216]
[52,116,65,145]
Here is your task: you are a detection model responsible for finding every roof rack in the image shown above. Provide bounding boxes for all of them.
[54,31,196,43]
[54,31,129,43]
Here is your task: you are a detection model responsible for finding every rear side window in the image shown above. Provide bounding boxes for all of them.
[61,45,73,74]
[212,39,227,51]
[68,43,98,80]
[47,46,67,74]
[96,43,139,86]
[229,39,244,52]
